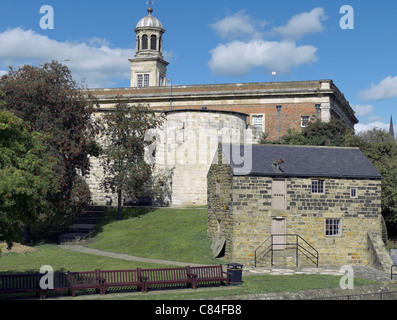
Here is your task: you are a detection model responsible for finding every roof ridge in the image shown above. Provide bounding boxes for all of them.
[222,143,360,150]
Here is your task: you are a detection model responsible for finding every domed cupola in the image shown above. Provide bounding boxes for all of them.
[129,3,169,87]
[136,6,163,29]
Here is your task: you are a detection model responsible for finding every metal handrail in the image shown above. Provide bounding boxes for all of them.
[391,265,397,280]
[254,234,319,268]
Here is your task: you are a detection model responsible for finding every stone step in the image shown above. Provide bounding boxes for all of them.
[67,223,96,233]
[58,233,89,243]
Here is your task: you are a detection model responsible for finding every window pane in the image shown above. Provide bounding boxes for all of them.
[144,74,150,87]
[301,116,310,128]
[151,35,157,50]
[326,219,341,236]
[311,180,324,194]
[252,115,263,130]
[142,35,148,50]
[137,74,143,87]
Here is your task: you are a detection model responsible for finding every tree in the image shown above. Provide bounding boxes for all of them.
[268,119,355,146]
[0,110,57,247]
[354,129,397,232]
[0,61,100,217]
[100,99,162,220]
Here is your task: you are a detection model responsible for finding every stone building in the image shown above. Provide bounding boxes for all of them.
[207,144,393,270]
[85,5,359,207]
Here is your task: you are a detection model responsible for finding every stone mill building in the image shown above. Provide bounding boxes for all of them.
[207,144,393,270]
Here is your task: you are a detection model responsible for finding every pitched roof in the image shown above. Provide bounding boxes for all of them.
[221,144,382,179]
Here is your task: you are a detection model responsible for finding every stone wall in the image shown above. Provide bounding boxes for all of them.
[86,109,259,206]
[207,157,384,268]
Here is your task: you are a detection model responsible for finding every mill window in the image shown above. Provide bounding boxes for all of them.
[325,219,342,237]
[311,180,324,194]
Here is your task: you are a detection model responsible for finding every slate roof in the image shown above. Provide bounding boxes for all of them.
[221,144,382,179]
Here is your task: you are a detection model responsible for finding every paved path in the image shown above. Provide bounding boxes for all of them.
[58,245,208,267]
[58,245,393,282]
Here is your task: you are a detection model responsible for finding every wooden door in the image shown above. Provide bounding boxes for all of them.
[272,218,286,250]
[272,180,286,211]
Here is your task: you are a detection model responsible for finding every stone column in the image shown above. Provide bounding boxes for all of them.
[321,102,331,123]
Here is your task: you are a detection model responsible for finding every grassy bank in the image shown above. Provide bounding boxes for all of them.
[87,207,223,265]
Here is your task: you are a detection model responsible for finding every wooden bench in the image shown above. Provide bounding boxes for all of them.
[189,265,230,288]
[100,269,144,294]
[0,273,41,298]
[67,270,102,297]
[140,267,196,293]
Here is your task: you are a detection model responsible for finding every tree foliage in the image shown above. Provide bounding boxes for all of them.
[0,61,100,216]
[100,99,162,220]
[265,119,355,146]
[0,111,58,246]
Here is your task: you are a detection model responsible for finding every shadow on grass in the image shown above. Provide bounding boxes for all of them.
[90,206,155,238]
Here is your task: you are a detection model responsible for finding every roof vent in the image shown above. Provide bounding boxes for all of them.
[273,158,285,172]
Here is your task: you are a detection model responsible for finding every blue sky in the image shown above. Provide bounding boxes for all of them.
[0,0,396,133]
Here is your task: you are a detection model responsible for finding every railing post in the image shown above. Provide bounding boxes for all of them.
[296,235,299,268]
[271,235,274,267]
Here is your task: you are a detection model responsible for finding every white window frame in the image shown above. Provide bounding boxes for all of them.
[325,218,342,237]
[350,188,358,199]
[144,74,150,87]
[311,179,324,194]
[137,74,143,87]
[251,114,265,132]
[301,116,310,128]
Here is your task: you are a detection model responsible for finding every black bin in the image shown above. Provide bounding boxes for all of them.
[227,263,243,285]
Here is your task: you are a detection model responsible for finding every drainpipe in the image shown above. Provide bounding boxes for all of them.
[277,105,282,141]
[315,104,321,120]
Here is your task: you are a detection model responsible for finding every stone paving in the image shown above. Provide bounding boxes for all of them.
[244,265,393,281]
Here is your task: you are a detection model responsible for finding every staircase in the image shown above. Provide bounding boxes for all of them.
[58,206,106,244]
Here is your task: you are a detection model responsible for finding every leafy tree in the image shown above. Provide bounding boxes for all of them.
[263,119,355,146]
[100,99,162,220]
[0,61,100,217]
[354,129,397,231]
[0,111,57,247]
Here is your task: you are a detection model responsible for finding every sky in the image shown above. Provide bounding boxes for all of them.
[0,0,396,133]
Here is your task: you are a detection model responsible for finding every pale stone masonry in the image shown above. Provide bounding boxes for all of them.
[207,144,393,270]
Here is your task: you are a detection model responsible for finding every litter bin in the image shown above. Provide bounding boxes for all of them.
[227,263,243,285]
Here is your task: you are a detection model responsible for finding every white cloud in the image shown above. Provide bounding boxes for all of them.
[355,121,389,134]
[208,8,326,77]
[358,76,397,101]
[273,7,328,41]
[210,10,267,40]
[352,104,374,118]
[0,70,7,77]
[208,40,318,76]
[0,27,135,88]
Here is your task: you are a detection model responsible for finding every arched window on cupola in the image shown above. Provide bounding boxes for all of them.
[142,35,148,50]
[150,35,157,50]
[137,36,140,51]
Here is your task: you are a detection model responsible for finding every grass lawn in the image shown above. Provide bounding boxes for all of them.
[87,207,223,265]
[0,244,171,275]
[0,206,380,300]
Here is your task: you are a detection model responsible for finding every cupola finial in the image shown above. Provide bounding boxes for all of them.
[147,1,154,15]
